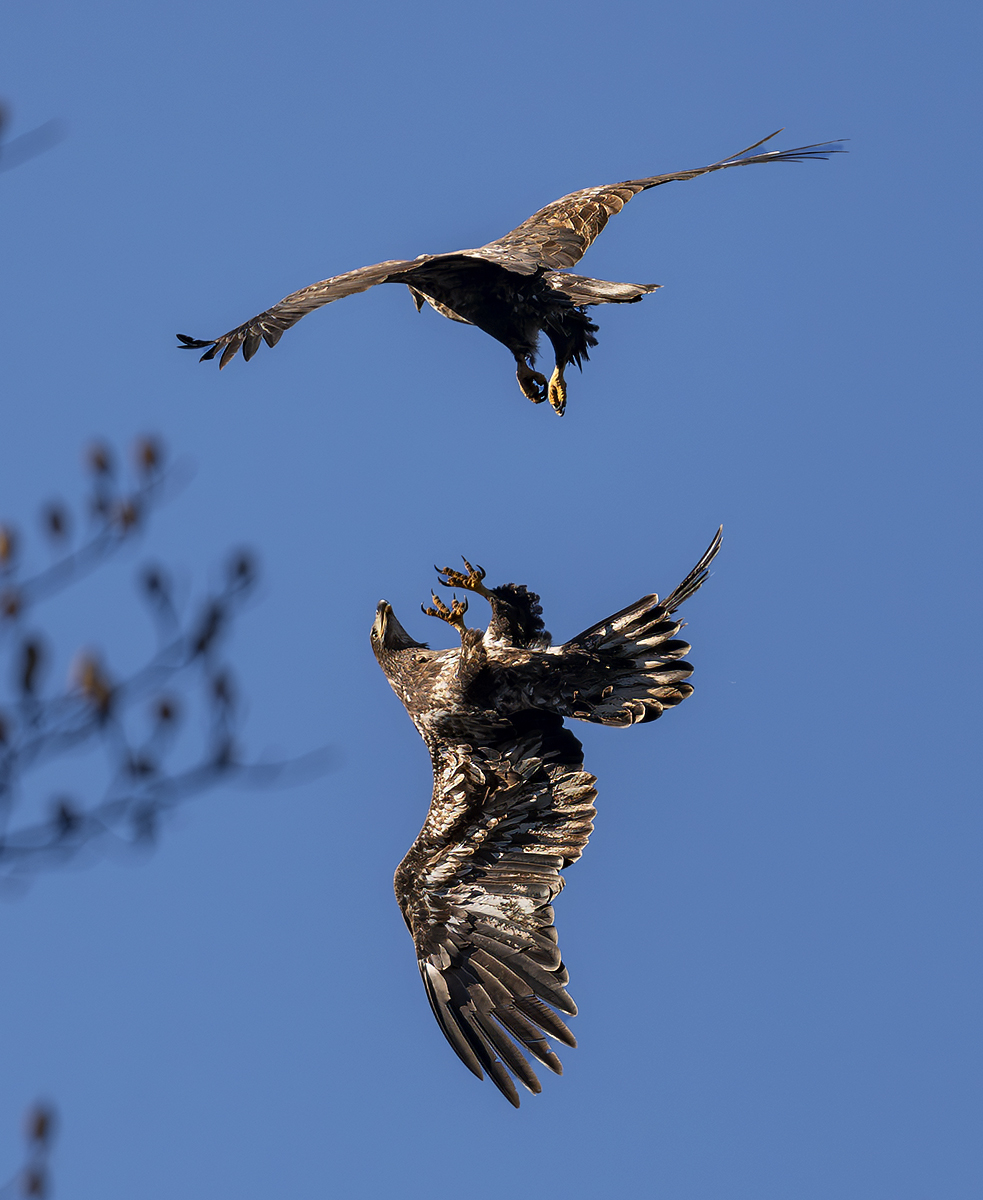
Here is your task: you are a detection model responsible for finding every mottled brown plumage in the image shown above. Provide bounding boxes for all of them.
[371,530,721,1105]
[179,132,843,414]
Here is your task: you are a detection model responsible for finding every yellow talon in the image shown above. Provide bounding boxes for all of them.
[516,361,548,405]
[436,558,493,599]
[548,366,567,416]
[422,592,470,637]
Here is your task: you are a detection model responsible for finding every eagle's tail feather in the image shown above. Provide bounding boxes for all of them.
[545,272,662,307]
[565,528,721,727]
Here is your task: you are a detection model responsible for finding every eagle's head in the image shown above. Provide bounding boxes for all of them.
[371,601,433,687]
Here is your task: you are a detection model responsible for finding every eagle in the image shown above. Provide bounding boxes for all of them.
[371,529,721,1106]
[178,132,842,415]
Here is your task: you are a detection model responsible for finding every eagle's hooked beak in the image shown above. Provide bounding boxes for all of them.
[372,601,390,644]
[373,601,424,651]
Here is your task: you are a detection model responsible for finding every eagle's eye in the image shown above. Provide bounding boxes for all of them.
[415,655,428,663]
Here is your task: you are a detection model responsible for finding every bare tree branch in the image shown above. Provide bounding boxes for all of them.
[0,1104,55,1198]
[0,438,325,887]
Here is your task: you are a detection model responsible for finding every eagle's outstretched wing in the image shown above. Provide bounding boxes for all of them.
[466,132,846,275]
[176,257,422,368]
[395,713,596,1108]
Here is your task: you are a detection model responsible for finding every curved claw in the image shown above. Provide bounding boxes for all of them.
[516,362,549,405]
[422,592,469,634]
[436,558,492,598]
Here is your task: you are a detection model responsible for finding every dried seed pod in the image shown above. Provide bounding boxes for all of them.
[0,524,17,565]
[19,639,43,695]
[26,1106,54,1146]
[22,1166,46,1196]
[1,588,22,619]
[228,551,256,588]
[134,435,164,475]
[86,442,114,476]
[211,670,235,710]
[41,503,69,541]
[114,499,140,531]
[52,800,79,838]
[74,654,112,714]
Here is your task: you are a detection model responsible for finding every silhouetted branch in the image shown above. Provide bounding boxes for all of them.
[0,1104,55,1198]
[0,103,65,174]
[0,439,325,887]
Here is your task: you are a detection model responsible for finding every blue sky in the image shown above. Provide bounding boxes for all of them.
[1,1,980,1196]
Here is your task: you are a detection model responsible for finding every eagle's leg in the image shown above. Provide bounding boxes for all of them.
[435,558,495,601]
[421,592,469,639]
[515,357,548,406]
[548,364,567,416]
[543,309,596,416]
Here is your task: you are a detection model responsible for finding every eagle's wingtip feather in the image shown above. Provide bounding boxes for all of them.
[176,333,214,350]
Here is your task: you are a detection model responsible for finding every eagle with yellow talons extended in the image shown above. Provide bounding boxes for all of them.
[179,131,843,415]
[371,529,721,1105]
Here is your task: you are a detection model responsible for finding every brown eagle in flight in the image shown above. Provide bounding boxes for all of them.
[371,530,721,1105]
[179,132,842,414]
